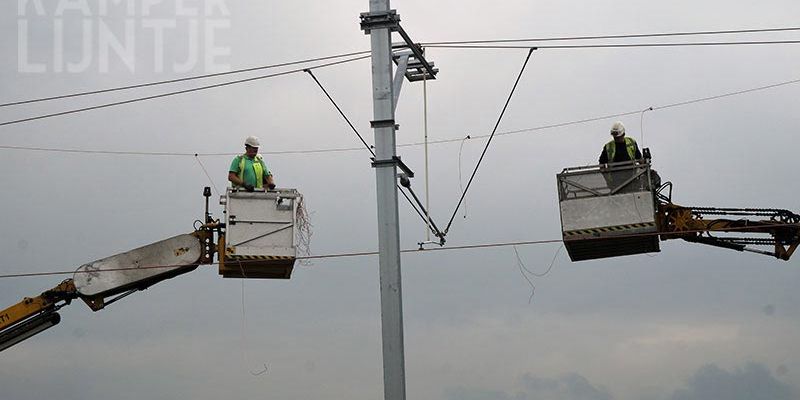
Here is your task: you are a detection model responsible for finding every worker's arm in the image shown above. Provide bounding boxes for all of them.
[599,148,608,164]
[228,171,244,186]
[228,156,245,187]
[265,173,275,190]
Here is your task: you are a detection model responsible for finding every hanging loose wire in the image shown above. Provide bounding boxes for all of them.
[514,244,564,304]
[443,48,537,234]
[639,107,653,145]
[457,135,471,220]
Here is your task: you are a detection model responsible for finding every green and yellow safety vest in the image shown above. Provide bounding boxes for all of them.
[236,154,265,188]
[604,137,638,162]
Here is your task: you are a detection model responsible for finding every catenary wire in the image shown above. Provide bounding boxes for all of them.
[443,48,536,234]
[0,50,371,108]
[424,40,800,50]
[0,221,795,279]
[2,77,799,156]
[0,55,371,128]
[420,26,800,46]
[4,25,797,108]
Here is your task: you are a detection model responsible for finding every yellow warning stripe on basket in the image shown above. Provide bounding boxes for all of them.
[564,222,656,236]
[226,255,296,261]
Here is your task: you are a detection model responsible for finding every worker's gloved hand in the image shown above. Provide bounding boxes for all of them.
[267,183,276,190]
[244,184,255,192]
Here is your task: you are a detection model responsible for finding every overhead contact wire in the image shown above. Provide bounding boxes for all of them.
[2,78,798,155]
[4,25,798,108]
[421,26,800,46]
[0,55,371,128]
[425,40,800,50]
[2,221,796,279]
[0,50,371,108]
[443,48,537,234]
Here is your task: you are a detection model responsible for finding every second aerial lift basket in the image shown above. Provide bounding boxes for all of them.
[556,160,660,261]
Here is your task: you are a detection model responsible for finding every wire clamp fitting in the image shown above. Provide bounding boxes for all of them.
[370,156,414,178]
[360,10,400,34]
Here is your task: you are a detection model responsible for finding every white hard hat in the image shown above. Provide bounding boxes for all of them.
[244,136,261,147]
[610,121,625,137]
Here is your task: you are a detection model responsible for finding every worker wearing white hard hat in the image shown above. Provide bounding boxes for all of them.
[599,121,642,164]
[228,136,275,191]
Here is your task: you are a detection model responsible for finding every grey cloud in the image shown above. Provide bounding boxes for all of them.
[444,373,613,400]
[670,363,797,400]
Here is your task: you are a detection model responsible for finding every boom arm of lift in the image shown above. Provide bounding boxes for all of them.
[657,202,800,260]
[0,226,220,353]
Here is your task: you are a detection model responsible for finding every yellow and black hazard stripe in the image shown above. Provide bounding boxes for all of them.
[564,222,656,236]
[226,255,296,261]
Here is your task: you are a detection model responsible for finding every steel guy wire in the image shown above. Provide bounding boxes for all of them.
[1,77,799,156]
[443,48,537,234]
[0,50,372,108]
[0,55,371,128]
[1,221,796,280]
[420,26,800,46]
[304,69,374,157]
[304,68,441,237]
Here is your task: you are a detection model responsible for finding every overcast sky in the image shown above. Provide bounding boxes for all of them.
[1,1,799,399]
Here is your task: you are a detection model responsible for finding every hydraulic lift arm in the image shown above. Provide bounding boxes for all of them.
[657,203,800,260]
[0,279,78,352]
[1,186,305,352]
[0,226,220,353]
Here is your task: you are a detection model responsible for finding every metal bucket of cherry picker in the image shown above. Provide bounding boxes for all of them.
[557,160,661,261]
[219,188,303,279]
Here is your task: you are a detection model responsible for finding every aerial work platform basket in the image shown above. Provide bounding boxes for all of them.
[557,160,660,261]
[219,188,303,279]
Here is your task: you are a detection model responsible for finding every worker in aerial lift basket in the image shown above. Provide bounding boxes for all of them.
[598,121,641,164]
[228,136,276,192]
[598,121,660,193]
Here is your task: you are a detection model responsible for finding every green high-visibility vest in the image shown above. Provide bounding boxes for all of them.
[237,154,265,188]
[604,137,638,162]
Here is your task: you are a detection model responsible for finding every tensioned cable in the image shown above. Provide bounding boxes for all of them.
[4,25,797,108]
[193,154,220,196]
[0,50,371,108]
[443,48,536,234]
[304,69,374,157]
[425,40,800,50]
[2,77,798,156]
[1,221,796,279]
[421,26,800,46]
[304,69,440,236]
[0,55,371,128]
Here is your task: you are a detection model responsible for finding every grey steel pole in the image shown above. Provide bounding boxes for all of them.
[366,0,406,399]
